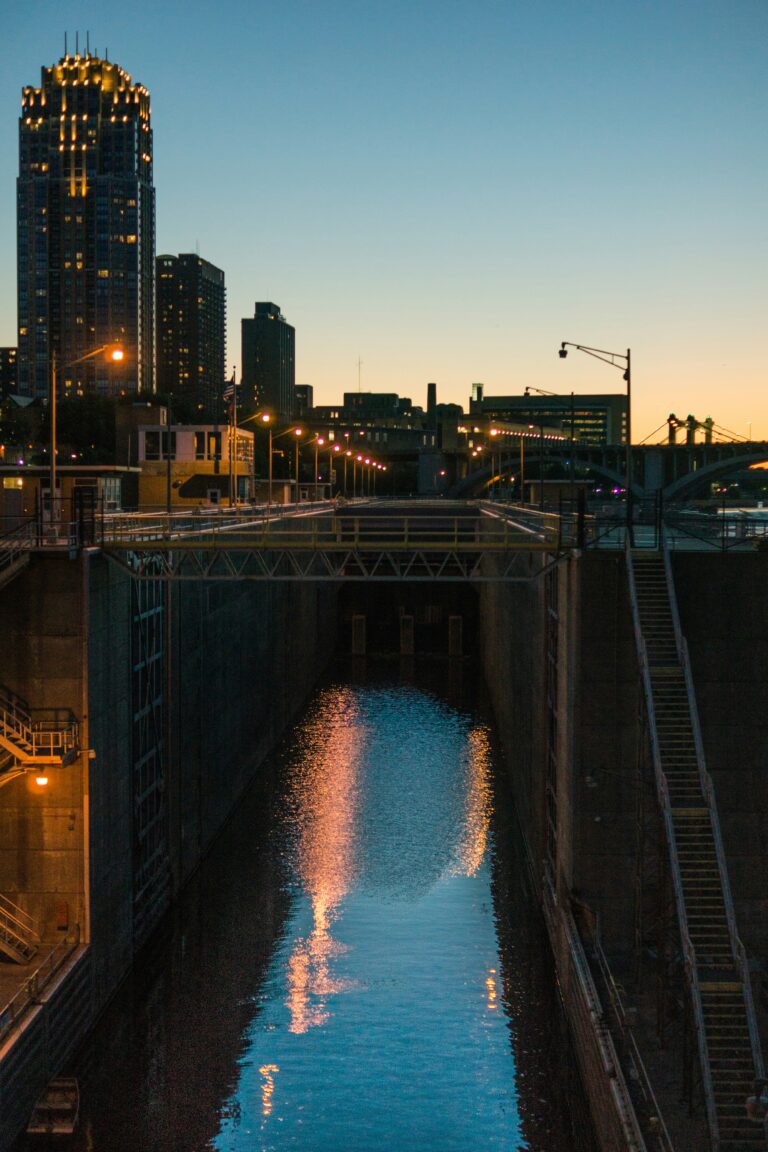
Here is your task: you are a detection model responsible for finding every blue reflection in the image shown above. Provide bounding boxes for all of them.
[213,685,526,1151]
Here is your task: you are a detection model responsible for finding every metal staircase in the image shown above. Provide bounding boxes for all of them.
[0,894,39,964]
[628,547,766,1151]
[0,686,79,768]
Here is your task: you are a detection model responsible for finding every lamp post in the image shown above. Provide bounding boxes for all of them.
[559,341,631,532]
[344,450,352,496]
[49,343,123,528]
[166,391,173,516]
[329,444,340,496]
[314,437,324,502]
[294,428,303,503]
[236,410,272,505]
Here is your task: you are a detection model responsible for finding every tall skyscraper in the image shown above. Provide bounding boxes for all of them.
[241,302,295,419]
[17,51,155,399]
[157,254,226,418]
[0,348,18,399]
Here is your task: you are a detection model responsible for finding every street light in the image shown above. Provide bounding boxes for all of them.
[50,343,123,527]
[559,341,632,531]
[236,409,272,504]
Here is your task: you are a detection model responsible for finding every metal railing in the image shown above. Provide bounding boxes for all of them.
[663,542,766,1087]
[0,686,79,764]
[0,926,81,1046]
[587,913,676,1152]
[544,871,648,1151]
[0,519,35,574]
[0,893,40,945]
[625,543,721,1149]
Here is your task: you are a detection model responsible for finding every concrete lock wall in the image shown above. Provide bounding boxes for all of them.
[0,548,338,1150]
[0,554,88,944]
[673,554,768,965]
[479,545,768,1023]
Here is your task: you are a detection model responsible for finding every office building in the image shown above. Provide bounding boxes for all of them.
[157,254,225,418]
[469,388,628,445]
[17,51,155,399]
[0,349,17,399]
[241,302,295,420]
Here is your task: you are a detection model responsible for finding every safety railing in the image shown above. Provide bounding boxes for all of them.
[625,543,720,1149]
[101,511,562,552]
[0,686,79,764]
[0,926,81,1046]
[663,542,766,1087]
[0,894,40,945]
[0,519,36,574]
[586,911,676,1152]
[543,872,648,1151]
[664,508,768,552]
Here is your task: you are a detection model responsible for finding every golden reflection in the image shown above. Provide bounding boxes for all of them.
[259,1064,279,1116]
[486,967,499,1010]
[286,689,363,1034]
[455,726,492,876]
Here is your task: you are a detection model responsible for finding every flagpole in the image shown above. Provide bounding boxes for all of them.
[232,368,238,509]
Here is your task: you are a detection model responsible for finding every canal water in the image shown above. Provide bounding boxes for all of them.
[31,662,592,1151]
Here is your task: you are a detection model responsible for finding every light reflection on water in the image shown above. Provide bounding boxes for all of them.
[213,684,519,1151]
[33,667,584,1152]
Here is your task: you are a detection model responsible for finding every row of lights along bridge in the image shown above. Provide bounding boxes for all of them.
[238,411,386,508]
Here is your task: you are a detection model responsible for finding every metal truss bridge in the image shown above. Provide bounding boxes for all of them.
[8,498,766,584]
[100,504,557,583]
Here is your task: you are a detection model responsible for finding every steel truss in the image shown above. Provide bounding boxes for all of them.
[105,543,552,582]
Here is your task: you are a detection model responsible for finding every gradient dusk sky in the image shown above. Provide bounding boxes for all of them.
[1,1,766,440]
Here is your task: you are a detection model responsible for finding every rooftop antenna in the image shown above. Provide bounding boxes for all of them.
[357,356,363,392]
[75,31,79,56]
[64,31,68,57]
[105,47,109,61]
[86,31,90,56]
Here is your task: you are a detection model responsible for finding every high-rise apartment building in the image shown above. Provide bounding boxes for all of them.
[241,302,295,419]
[17,51,155,399]
[0,348,18,399]
[157,254,226,418]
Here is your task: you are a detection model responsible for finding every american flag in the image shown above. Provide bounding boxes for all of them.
[223,379,236,402]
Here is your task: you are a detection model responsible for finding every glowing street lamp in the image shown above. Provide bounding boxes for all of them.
[559,341,632,529]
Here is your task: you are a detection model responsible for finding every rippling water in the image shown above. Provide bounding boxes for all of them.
[27,663,586,1152]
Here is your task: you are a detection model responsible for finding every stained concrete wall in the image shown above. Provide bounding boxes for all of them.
[0,554,87,941]
[673,553,768,961]
[479,549,641,960]
[480,545,768,975]
[170,577,338,882]
[0,546,338,1151]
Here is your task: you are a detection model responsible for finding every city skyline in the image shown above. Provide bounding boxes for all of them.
[0,1,766,440]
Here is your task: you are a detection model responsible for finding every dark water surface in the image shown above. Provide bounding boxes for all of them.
[26,662,589,1151]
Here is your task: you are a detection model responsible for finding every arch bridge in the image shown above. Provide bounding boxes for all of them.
[449,440,768,501]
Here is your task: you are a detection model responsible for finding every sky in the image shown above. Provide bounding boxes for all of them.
[0,0,766,441]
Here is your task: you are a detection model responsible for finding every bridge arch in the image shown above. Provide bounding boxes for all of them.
[448,453,632,499]
[662,451,768,502]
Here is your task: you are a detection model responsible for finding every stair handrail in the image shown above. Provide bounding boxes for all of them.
[0,893,40,941]
[0,686,79,761]
[626,542,720,1150]
[663,542,766,1087]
